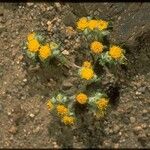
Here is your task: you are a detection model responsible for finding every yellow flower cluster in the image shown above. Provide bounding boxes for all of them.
[90,41,104,54]
[26,32,53,60]
[96,98,109,110]
[62,116,75,125]
[56,104,68,116]
[77,17,108,31]
[109,45,123,60]
[39,44,52,60]
[76,93,88,104]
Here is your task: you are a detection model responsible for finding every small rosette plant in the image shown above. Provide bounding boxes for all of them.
[47,93,76,125]
[76,17,111,42]
[78,61,100,85]
[23,32,60,64]
[88,92,109,119]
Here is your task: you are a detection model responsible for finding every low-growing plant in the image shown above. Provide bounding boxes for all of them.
[24,16,127,126]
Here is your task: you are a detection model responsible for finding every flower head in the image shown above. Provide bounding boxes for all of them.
[82,61,92,68]
[96,98,109,110]
[88,19,98,30]
[76,93,88,104]
[77,17,88,30]
[39,44,52,60]
[80,67,94,80]
[27,32,36,41]
[97,20,108,30]
[62,116,75,125]
[27,39,40,52]
[109,45,123,60]
[90,41,104,54]
[56,105,68,116]
[47,100,54,111]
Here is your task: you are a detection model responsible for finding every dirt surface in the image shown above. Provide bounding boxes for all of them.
[0,2,150,148]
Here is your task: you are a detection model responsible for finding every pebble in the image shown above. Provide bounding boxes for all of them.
[62,50,69,55]
[135,91,141,95]
[133,126,143,135]
[138,86,146,93]
[114,143,119,148]
[23,78,27,83]
[29,113,35,118]
[9,125,17,134]
[130,117,136,123]
[62,80,73,90]
[27,3,34,7]
[33,126,40,133]
[113,125,120,133]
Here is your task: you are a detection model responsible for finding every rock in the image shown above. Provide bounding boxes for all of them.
[138,86,146,93]
[135,91,141,95]
[29,113,35,118]
[130,117,136,123]
[62,12,77,27]
[133,126,143,135]
[23,78,27,83]
[113,124,120,134]
[62,80,73,90]
[55,2,61,11]
[9,125,17,134]
[27,3,34,7]
[62,50,69,55]
[33,126,40,133]
[114,143,119,148]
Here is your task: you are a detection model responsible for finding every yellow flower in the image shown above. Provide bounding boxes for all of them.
[88,19,98,30]
[90,41,104,54]
[62,116,75,125]
[96,98,109,110]
[56,105,68,116]
[77,17,88,30]
[27,39,40,52]
[39,44,52,60]
[27,32,36,41]
[80,67,94,80]
[76,93,88,104]
[97,20,108,30]
[109,45,123,59]
[47,100,53,111]
[82,61,92,68]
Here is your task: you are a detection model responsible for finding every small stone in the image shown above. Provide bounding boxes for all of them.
[27,3,34,7]
[138,87,146,93]
[23,78,27,82]
[9,126,17,134]
[114,143,119,148]
[33,126,40,133]
[29,113,35,118]
[55,2,61,11]
[62,50,69,55]
[113,125,120,133]
[135,91,141,95]
[47,6,53,11]
[133,126,143,135]
[130,117,136,123]
[62,80,73,90]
